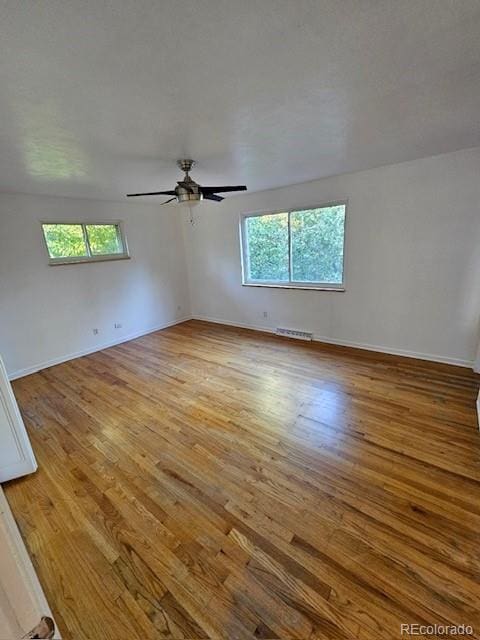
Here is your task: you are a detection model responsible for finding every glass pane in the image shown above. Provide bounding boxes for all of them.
[86,224,123,255]
[291,205,345,284]
[42,224,88,259]
[246,213,289,281]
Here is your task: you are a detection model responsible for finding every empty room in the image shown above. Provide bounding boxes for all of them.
[0,1,479,639]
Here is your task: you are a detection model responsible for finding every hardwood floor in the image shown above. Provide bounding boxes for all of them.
[4,320,480,640]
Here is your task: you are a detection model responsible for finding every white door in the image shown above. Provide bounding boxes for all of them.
[0,356,37,482]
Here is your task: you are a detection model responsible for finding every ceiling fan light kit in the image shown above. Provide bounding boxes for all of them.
[175,160,202,205]
[127,159,247,205]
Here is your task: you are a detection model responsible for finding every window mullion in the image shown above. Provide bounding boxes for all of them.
[116,224,124,254]
[243,218,251,281]
[82,224,92,257]
[288,211,293,283]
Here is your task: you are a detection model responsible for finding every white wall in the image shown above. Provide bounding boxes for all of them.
[1,147,479,378]
[183,147,480,367]
[0,193,190,378]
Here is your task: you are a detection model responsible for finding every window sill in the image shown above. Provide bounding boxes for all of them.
[242,282,345,292]
[48,255,130,266]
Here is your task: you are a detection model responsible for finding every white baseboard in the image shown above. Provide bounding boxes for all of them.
[192,314,475,369]
[477,394,480,431]
[475,357,480,429]
[194,316,277,337]
[8,314,476,380]
[8,316,192,381]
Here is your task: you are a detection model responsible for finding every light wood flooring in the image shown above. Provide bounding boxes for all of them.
[4,320,480,639]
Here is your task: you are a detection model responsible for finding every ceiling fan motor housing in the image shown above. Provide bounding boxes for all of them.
[176,173,203,203]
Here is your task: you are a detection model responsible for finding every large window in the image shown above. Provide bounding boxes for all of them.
[241,203,346,289]
[41,222,129,265]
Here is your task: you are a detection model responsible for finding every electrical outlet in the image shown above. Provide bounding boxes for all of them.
[177,305,182,312]
[263,311,268,318]
[92,328,99,335]
[114,323,122,329]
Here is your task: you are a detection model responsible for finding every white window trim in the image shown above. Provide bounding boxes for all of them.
[239,201,347,291]
[41,220,130,265]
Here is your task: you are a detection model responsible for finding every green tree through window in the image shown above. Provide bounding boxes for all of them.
[243,205,345,287]
[246,213,289,281]
[291,207,345,283]
[86,224,122,255]
[42,224,88,259]
[42,223,127,263]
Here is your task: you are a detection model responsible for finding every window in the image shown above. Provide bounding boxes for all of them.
[41,222,129,264]
[241,203,346,289]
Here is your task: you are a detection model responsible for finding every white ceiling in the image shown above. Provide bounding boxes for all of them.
[1,0,480,202]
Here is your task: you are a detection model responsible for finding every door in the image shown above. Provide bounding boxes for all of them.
[0,355,37,482]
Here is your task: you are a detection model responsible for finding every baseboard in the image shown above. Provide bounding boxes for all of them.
[194,316,277,337]
[8,316,192,381]
[475,357,480,430]
[8,314,476,379]
[476,393,480,428]
[310,334,474,368]
[192,314,475,369]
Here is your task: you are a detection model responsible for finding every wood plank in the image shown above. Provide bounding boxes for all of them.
[4,320,480,639]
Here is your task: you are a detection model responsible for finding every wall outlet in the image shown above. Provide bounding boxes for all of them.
[263,311,268,318]
[177,305,182,313]
[114,323,122,329]
[92,328,99,335]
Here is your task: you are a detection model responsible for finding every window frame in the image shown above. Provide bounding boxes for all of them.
[41,220,130,265]
[240,201,347,291]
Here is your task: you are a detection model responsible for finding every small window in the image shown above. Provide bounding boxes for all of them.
[42,222,129,265]
[241,203,346,289]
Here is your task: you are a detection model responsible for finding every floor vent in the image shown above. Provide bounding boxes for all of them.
[275,327,313,341]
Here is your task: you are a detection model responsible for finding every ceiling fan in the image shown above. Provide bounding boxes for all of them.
[126,159,247,204]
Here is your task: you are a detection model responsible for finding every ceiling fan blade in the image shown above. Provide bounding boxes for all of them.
[126,190,176,197]
[160,197,177,205]
[203,193,224,202]
[201,185,247,194]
